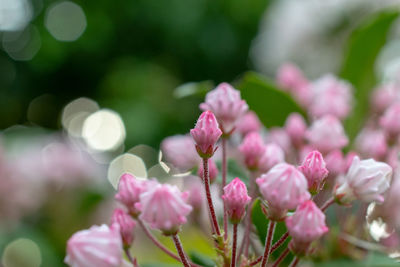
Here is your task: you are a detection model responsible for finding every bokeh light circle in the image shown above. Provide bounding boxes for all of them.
[2,238,41,267]
[45,1,87,42]
[107,153,147,189]
[82,109,126,151]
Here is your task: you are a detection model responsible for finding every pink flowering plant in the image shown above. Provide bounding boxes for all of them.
[64,60,400,267]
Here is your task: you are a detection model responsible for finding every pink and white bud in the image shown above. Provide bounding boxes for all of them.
[222,178,251,224]
[380,103,400,137]
[111,208,136,247]
[324,150,345,176]
[197,159,219,184]
[371,83,400,113]
[285,113,307,147]
[138,183,192,235]
[256,163,311,220]
[200,83,248,134]
[239,132,265,170]
[276,63,309,92]
[306,115,348,154]
[309,74,353,120]
[285,200,328,255]
[299,150,328,194]
[161,135,200,172]
[334,156,392,204]
[190,111,222,158]
[65,224,123,267]
[266,128,292,155]
[258,143,285,173]
[115,173,147,217]
[236,111,262,136]
[355,129,387,160]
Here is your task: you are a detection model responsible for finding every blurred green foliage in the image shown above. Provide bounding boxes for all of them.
[341,10,400,140]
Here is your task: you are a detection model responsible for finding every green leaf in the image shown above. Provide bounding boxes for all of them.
[314,252,398,267]
[189,251,216,267]
[236,72,305,127]
[340,10,400,140]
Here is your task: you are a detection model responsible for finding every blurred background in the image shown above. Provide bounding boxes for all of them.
[1,0,400,266]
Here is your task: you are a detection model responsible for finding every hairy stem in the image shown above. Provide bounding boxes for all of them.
[272,248,290,267]
[222,138,228,240]
[172,234,191,267]
[231,224,238,267]
[320,197,335,212]
[203,158,221,236]
[289,256,299,267]
[260,221,276,267]
[138,219,200,267]
[249,232,290,266]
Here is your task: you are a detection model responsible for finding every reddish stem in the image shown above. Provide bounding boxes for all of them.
[320,197,335,212]
[272,248,290,267]
[222,138,228,240]
[231,224,238,267]
[203,158,221,236]
[172,234,191,267]
[249,232,290,266]
[261,221,276,267]
[289,256,299,267]
[138,219,200,267]
[124,247,135,265]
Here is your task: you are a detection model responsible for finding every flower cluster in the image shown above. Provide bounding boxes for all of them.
[65,71,398,267]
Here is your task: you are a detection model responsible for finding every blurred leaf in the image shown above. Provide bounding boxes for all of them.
[141,264,182,267]
[236,72,305,127]
[341,10,400,140]
[216,159,249,186]
[174,81,214,98]
[189,251,216,267]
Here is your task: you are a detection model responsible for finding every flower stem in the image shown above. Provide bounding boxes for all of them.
[203,158,221,236]
[231,224,238,267]
[222,138,228,240]
[138,219,200,267]
[260,221,276,267]
[172,234,191,267]
[289,256,299,267]
[272,248,290,267]
[320,197,334,212]
[124,247,135,265]
[249,231,290,266]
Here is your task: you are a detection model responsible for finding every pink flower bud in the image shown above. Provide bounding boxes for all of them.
[258,143,285,173]
[197,159,219,184]
[222,178,251,224]
[185,176,205,211]
[324,150,345,176]
[138,183,192,235]
[200,83,248,133]
[380,103,400,137]
[299,150,328,194]
[190,111,222,158]
[309,74,353,120]
[285,200,328,255]
[65,224,123,267]
[256,163,310,220]
[111,208,136,247]
[266,128,291,155]
[306,115,348,154]
[239,132,265,170]
[355,128,387,160]
[115,173,147,217]
[285,113,307,147]
[161,135,200,172]
[334,156,392,204]
[276,63,308,92]
[236,111,262,136]
[371,83,400,113]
